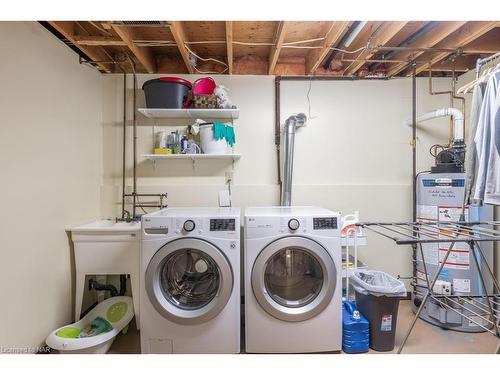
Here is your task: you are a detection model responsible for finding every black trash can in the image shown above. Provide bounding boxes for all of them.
[350,270,406,352]
[142,77,192,109]
[355,291,401,351]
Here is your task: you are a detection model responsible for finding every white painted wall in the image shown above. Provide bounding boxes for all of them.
[102,74,455,286]
[0,22,102,349]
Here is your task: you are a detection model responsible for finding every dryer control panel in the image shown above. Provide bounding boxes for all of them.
[245,214,341,237]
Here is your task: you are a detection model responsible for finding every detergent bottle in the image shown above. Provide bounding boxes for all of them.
[342,300,369,354]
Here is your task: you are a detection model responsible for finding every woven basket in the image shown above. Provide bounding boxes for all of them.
[192,94,218,109]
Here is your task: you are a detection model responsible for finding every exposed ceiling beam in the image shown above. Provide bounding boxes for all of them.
[268,21,289,75]
[225,21,233,74]
[386,21,467,77]
[343,21,408,75]
[111,24,156,73]
[305,21,351,74]
[74,35,126,46]
[169,21,195,74]
[49,21,113,73]
[413,21,498,75]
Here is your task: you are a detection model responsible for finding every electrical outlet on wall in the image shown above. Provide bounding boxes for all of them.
[218,190,231,207]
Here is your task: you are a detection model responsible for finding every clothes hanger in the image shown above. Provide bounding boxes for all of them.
[458,66,492,94]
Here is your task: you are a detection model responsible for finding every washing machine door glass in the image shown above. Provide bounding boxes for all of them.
[146,238,233,325]
[264,248,323,308]
[252,236,337,322]
[160,249,220,310]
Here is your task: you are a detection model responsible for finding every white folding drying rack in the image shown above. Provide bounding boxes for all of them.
[357,220,500,354]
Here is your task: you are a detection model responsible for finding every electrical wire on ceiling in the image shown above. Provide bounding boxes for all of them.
[306,77,317,120]
[184,45,229,74]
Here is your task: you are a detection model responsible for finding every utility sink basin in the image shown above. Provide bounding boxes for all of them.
[71,220,140,233]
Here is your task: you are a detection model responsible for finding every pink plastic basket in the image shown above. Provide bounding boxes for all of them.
[192,77,216,95]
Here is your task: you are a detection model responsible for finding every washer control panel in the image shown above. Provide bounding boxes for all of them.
[288,218,300,231]
[313,217,338,230]
[210,218,236,232]
[183,220,196,232]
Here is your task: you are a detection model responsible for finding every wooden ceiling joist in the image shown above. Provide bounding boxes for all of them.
[49,21,113,73]
[268,21,289,75]
[386,21,467,77]
[343,21,408,75]
[169,21,195,74]
[74,35,126,46]
[225,21,233,74]
[45,21,500,77]
[111,24,156,73]
[305,21,351,74]
[413,21,498,75]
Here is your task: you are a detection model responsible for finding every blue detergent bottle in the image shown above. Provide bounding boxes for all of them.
[342,300,369,354]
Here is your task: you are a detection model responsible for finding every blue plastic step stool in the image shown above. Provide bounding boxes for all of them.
[342,300,369,354]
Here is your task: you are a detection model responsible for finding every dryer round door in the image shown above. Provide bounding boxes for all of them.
[252,236,337,322]
[145,237,233,325]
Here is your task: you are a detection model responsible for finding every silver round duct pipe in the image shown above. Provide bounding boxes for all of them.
[281,113,307,206]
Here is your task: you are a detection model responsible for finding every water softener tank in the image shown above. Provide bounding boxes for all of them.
[342,301,369,354]
[413,172,493,332]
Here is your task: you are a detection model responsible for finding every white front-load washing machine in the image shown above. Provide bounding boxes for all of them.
[244,206,342,353]
[140,207,240,353]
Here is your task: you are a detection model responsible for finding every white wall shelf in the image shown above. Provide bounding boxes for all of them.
[142,153,241,161]
[138,108,239,120]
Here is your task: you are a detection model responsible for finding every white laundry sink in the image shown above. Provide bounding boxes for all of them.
[70,219,141,329]
[72,220,140,233]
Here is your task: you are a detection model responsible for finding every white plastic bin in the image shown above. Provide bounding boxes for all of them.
[199,124,228,154]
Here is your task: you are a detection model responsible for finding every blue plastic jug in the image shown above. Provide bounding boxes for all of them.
[342,300,369,354]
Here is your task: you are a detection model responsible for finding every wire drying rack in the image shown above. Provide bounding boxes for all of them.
[356,221,500,354]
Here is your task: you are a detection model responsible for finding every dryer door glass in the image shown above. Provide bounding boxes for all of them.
[251,236,336,322]
[264,248,323,308]
[160,249,220,310]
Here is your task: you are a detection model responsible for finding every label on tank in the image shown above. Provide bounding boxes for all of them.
[422,179,465,187]
[381,314,393,332]
[453,278,471,293]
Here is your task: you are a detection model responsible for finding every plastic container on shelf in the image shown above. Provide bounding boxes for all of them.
[199,124,228,154]
[142,77,192,109]
[192,77,216,95]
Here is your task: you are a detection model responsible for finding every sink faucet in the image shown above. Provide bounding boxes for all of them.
[122,210,132,223]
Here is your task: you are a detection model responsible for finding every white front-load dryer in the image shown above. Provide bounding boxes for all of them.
[244,206,342,353]
[140,207,240,353]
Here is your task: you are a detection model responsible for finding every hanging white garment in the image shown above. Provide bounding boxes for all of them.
[473,70,500,205]
[465,83,485,205]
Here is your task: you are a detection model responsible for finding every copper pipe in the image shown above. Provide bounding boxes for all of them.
[428,65,455,145]
[451,64,466,142]
[121,72,127,219]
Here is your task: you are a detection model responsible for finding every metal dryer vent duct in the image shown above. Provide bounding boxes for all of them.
[281,113,307,206]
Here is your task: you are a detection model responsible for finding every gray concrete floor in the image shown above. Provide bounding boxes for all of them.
[109,300,499,354]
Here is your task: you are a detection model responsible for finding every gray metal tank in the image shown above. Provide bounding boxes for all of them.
[413,172,493,332]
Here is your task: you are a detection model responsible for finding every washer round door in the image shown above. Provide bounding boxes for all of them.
[252,236,337,322]
[145,237,233,325]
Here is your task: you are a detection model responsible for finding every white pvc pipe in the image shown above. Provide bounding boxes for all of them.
[405,107,464,142]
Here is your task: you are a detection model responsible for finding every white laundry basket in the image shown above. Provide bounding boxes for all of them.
[46,296,134,354]
[199,124,228,154]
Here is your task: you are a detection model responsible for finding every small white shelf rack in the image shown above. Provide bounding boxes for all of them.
[138,108,239,120]
[142,153,241,161]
